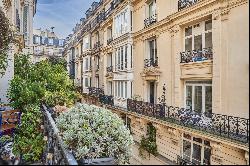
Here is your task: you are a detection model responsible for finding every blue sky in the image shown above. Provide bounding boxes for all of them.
[34,0,95,39]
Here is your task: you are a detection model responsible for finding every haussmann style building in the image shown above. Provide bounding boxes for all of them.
[63,0,249,165]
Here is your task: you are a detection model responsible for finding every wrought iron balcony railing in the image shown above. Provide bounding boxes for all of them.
[99,94,114,106]
[144,14,157,28]
[107,37,113,45]
[180,48,213,63]
[93,41,101,49]
[178,0,200,11]
[106,66,113,73]
[144,57,158,68]
[127,99,249,144]
[88,87,104,96]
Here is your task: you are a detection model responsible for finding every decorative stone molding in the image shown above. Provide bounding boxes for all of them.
[210,141,223,163]
[140,67,161,81]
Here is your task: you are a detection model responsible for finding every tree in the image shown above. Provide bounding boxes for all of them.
[7,54,80,162]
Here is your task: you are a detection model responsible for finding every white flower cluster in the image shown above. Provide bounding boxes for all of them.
[56,103,134,164]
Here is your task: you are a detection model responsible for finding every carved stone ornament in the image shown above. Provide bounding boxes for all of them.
[140,66,161,77]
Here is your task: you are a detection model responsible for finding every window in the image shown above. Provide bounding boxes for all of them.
[182,134,211,165]
[148,38,157,59]
[59,39,64,46]
[114,8,130,38]
[114,81,129,98]
[185,81,212,114]
[148,0,156,18]
[115,44,130,71]
[48,38,53,45]
[184,20,212,51]
[35,36,40,44]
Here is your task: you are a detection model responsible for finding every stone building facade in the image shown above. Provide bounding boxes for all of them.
[32,28,65,63]
[63,0,249,165]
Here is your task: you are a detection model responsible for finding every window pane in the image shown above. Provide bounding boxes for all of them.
[204,147,211,165]
[205,32,212,48]
[192,144,201,165]
[194,86,202,113]
[205,20,212,31]
[185,37,192,51]
[205,86,212,115]
[204,140,210,146]
[183,140,191,160]
[194,35,202,50]
[186,86,192,110]
[185,27,192,36]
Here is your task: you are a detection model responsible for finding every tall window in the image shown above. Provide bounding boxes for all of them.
[114,8,129,38]
[184,20,212,51]
[148,0,156,18]
[114,81,129,99]
[115,44,130,71]
[148,38,157,59]
[48,38,53,46]
[182,133,211,165]
[185,80,212,114]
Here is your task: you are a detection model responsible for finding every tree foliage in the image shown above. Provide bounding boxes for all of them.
[7,54,80,162]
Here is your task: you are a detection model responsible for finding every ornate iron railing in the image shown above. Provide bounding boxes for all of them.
[41,105,78,165]
[144,57,158,68]
[127,99,249,143]
[107,38,113,45]
[177,155,196,165]
[99,94,114,106]
[88,87,104,96]
[106,66,113,73]
[144,14,157,28]
[180,48,213,63]
[178,0,200,11]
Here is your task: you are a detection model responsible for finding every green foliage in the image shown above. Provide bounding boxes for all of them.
[139,123,157,158]
[0,8,12,76]
[7,54,79,162]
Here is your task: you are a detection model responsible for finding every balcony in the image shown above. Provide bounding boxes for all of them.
[82,88,249,144]
[144,14,157,28]
[88,87,104,96]
[107,37,113,45]
[178,0,200,11]
[180,48,213,64]
[144,57,158,68]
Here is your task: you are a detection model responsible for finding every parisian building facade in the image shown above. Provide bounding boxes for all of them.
[0,0,37,103]
[32,28,65,63]
[63,0,249,165]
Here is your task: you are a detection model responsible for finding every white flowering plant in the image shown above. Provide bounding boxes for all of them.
[56,103,134,164]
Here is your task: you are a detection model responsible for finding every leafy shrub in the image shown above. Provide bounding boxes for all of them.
[56,103,134,164]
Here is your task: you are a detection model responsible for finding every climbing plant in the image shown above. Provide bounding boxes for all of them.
[139,122,158,158]
[0,8,13,76]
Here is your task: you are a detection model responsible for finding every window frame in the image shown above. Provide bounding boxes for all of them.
[184,81,212,114]
[184,19,213,52]
[182,133,211,165]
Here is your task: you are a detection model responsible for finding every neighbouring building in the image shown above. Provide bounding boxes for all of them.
[32,28,65,63]
[63,0,249,165]
[0,0,37,103]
